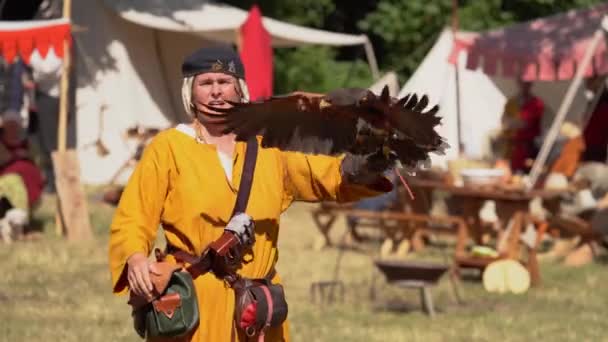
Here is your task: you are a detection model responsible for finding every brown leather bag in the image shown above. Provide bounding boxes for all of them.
[233,274,288,340]
[128,260,199,339]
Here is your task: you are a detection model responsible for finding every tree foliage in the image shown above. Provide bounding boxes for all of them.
[273,47,372,93]
[358,0,453,79]
[222,0,334,27]
[223,0,605,93]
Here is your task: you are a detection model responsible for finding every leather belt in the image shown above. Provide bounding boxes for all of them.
[166,244,276,283]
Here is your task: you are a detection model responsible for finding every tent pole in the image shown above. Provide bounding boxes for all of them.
[454,43,463,155]
[527,21,606,189]
[451,0,464,155]
[363,36,380,80]
[55,0,72,236]
[57,0,71,153]
[152,29,180,123]
[234,28,243,52]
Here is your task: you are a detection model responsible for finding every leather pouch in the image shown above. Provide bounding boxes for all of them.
[128,262,199,340]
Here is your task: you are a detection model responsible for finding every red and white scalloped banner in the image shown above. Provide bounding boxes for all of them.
[0,19,71,64]
[449,34,608,81]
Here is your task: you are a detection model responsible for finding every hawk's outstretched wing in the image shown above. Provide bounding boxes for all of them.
[388,93,444,149]
[207,93,359,154]
[205,86,448,167]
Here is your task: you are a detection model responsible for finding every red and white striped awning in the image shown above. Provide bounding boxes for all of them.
[449,3,608,81]
[0,18,70,64]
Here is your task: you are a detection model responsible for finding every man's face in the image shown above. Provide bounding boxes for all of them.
[191,72,240,115]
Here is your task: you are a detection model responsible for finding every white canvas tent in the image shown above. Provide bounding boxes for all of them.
[368,71,399,97]
[68,0,380,184]
[399,28,590,169]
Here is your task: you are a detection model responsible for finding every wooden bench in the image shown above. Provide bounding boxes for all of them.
[311,202,468,255]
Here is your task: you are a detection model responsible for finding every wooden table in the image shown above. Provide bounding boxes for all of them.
[407,178,568,286]
[311,201,467,253]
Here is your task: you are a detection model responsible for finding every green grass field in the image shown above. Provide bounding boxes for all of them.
[0,192,607,341]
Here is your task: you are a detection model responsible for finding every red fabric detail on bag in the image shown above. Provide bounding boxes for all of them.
[260,286,273,327]
[239,301,258,329]
[258,285,273,342]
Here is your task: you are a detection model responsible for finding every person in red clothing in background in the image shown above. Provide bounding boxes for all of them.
[500,80,545,172]
[582,89,608,163]
[0,112,45,211]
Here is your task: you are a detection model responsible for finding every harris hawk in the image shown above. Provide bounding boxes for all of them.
[202,85,448,173]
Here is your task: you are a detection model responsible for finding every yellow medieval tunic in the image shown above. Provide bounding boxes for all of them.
[109,126,390,341]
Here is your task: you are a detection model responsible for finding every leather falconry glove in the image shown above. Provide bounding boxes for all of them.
[340,150,396,185]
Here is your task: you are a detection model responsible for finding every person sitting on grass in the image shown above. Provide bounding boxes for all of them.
[0,112,45,242]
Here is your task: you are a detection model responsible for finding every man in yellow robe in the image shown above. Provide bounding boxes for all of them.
[108,44,392,341]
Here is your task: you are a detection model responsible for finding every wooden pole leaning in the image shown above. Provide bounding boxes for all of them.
[54,0,72,236]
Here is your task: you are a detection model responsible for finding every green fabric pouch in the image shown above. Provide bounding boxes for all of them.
[130,266,199,339]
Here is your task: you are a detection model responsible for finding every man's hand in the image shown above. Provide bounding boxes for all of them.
[127,252,161,299]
